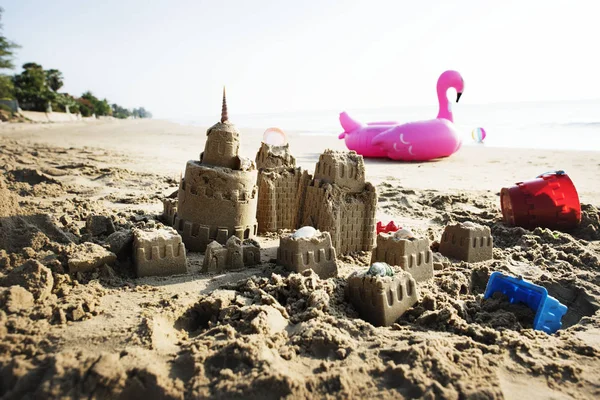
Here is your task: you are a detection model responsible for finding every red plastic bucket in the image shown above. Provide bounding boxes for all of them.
[500,171,581,230]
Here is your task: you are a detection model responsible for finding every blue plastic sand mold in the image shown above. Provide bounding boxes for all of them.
[483,271,568,334]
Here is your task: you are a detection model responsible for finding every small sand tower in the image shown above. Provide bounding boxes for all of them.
[346,268,418,327]
[438,222,493,263]
[302,150,377,255]
[370,230,434,283]
[277,226,338,279]
[173,88,259,252]
[255,131,312,233]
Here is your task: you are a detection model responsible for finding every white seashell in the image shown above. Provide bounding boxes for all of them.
[393,228,414,239]
[293,226,318,239]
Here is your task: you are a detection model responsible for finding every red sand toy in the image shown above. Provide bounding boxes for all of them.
[500,170,581,231]
[377,221,400,234]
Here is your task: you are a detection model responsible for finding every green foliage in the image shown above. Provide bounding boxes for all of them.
[12,62,70,111]
[96,99,112,116]
[0,8,20,71]
[45,69,64,92]
[22,62,41,70]
[0,102,13,113]
[81,91,112,116]
[81,91,98,103]
[0,74,13,99]
[111,103,131,119]
[110,104,152,119]
[132,107,152,119]
[52,92,79,113]
[13,63,56,111]
[76,97,93,117]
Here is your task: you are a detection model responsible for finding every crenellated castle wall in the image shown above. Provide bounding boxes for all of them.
[176,160,258,252]
[370,235,433,282]
[255,142,312,234]
[302,177,377,255]
[256,169,312,233]
[162,198,178,226]
[276,230,338,278]
[439,222,493,263]
[255,142,295,169]
[314,149,366,193]
[345,271,419,326]
[133,228,187,277]
[202,236,261,273]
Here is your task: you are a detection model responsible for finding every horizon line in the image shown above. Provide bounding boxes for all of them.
[157,97,600,121]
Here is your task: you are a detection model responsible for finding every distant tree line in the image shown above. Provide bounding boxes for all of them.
[0,7,151,119]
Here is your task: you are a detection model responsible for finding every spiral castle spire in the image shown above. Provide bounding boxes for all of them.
[221,86,228,123]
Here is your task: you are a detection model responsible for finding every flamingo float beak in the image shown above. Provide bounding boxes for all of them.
[456,92,463,103]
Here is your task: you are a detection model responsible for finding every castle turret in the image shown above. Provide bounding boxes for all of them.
[302,149,377,255]
[200,88,242,169]
[171,88,259,252]
[254,137,312,234]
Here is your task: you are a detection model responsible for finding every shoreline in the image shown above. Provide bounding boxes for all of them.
[5,117,600,154]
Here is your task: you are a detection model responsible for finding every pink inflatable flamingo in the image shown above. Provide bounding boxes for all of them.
[339,70,465,161]
[338,114,398,157]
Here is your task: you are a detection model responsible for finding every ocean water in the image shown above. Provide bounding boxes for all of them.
[170,99,600,152]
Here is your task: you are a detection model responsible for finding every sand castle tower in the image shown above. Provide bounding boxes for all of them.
[346,268,418,327]
[302,150,377,255]
[277,226,338,279]
[370,230,434,282]
[255,132,312,233]
[439,222,493,263]
[173,88,259,252]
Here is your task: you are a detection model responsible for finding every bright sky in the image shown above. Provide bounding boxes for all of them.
[3,0,599,119]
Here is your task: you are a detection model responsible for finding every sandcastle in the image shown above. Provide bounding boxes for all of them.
[439,222,493,263]
[162,197,177,227]
[255,142,312,233]
[202,236,261,273]
[168,89,259,252]
[302,150,377,255]
[346,269,418,327]
[370,231,434,282]
[276,226,338,279]
[133,227,187,277]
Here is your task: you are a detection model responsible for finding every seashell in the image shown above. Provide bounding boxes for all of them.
[263,127,288,146]
[393,228,414,239]
[292,226,319,239]
[366,262,394,277]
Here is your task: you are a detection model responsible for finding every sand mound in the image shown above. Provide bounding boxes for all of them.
[0,214,73,260]
[3,260,54,301]
[0,178,19,218]
[5,168,61,186]
[0,351,184,400]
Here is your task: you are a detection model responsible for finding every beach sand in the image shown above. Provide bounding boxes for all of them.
[1,119,599,399]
